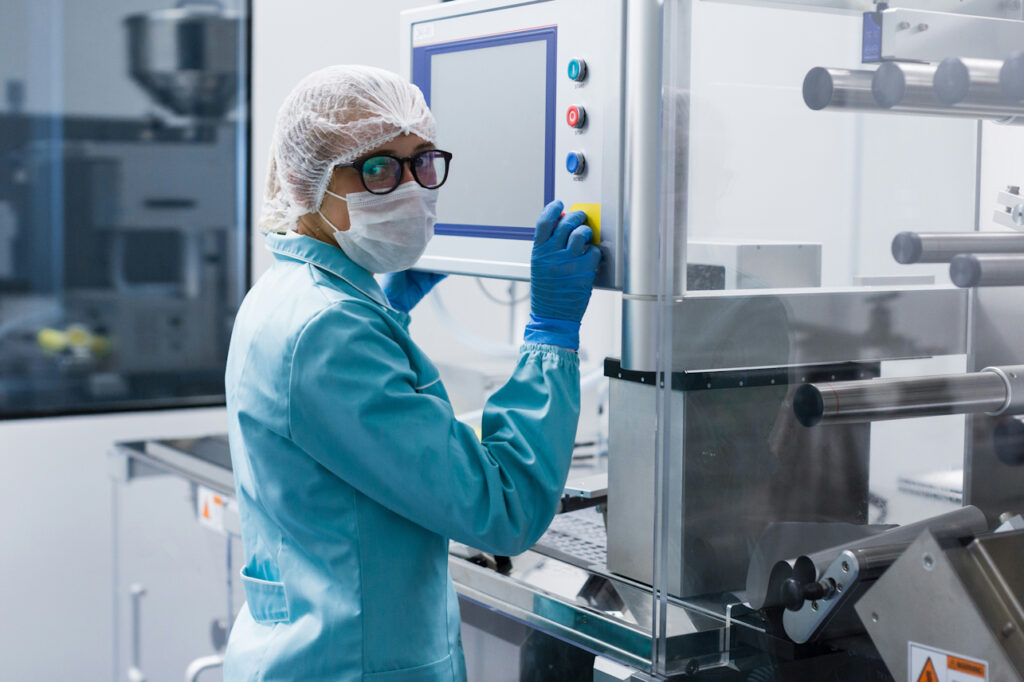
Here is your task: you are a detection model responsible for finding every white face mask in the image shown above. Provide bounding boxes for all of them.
[319,183,438,274]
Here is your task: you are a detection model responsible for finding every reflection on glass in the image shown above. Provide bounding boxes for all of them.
[0,1,248,417]
[638,1,1024,675]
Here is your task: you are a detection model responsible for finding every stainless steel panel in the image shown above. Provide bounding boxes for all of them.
[879,8,1024,62]
[856,529,1024,681]
[606,368,871,598]
[624,289,968,373]
[606,379,683,595]
[687,242,822,289]
[884,0,1024,19]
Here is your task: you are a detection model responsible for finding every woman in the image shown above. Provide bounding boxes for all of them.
[224,64,601,681]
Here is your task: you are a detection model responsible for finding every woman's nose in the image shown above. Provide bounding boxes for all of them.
[400,161,416,185]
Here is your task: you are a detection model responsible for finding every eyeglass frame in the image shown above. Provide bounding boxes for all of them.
[336,149,453,195]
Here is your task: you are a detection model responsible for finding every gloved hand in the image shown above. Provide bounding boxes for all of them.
[381,270,446,313]
[524,200,602,350]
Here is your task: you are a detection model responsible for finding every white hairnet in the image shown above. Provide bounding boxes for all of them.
[259,65,437,233]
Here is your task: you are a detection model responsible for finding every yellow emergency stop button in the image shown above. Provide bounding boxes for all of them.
[568,203,601,245]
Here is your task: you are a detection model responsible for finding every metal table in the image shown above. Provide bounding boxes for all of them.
[108,436,754,681]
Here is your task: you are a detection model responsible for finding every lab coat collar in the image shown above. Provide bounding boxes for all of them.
[265,232,391,309]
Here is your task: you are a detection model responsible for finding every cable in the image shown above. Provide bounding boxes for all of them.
[475,277,529,306]
[430,288,520,359]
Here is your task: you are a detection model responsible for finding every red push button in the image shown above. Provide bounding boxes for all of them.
[566,105,586,129]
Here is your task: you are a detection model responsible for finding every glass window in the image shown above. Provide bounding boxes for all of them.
[0,0,249,417]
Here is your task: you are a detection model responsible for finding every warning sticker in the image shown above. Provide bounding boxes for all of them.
[909,642,988,682]
[197,485,226,535]
[917,658,939,682]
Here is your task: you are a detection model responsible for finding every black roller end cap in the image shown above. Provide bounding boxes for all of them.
[950,254,982,288]
[872,62,906,109]
[892,231,923,264]
[1001,51,1024,103]
[994,417,1024,466]
[793,383,824,427]
[803,67,834,111]
[781,578,806,612]
[934,58,970,106]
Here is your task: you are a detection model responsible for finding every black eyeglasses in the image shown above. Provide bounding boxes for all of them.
[338,149,453,195]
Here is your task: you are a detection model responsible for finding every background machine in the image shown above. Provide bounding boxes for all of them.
[0,1,247,418]
[399,0,1024,680]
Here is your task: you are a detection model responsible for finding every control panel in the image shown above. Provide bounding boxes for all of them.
[400,0,626,289]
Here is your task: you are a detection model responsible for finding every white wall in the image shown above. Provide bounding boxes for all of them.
[0,407,230,681]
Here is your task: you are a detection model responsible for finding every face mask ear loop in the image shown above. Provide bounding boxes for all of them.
[318,188,348,233]
[317,210,341,233]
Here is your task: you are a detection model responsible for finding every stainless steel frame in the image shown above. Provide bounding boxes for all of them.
[877,8,1024,62]
[856,528,1024,681]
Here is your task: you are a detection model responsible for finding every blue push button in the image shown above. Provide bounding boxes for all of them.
[566,152,586,176]
[568,58,588,82]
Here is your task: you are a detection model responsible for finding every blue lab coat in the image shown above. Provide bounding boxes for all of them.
[223,232,580,681]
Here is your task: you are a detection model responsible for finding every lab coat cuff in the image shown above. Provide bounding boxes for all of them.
[520,343,581,363]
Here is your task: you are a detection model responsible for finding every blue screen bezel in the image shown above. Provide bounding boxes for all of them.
[413,26,557,241]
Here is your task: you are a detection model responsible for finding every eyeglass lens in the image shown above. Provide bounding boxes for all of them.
[360,151,448,193]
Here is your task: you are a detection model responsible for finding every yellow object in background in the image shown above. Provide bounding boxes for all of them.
[568,203,601,245]
[37,325,111,357]
[37,328,68,353]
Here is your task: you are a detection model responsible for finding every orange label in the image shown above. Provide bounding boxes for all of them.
[948,655,986,678]
[917,658,939,682]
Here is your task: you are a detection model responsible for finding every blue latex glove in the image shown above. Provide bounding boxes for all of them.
[524,200,602,350]
[381,270,446,313]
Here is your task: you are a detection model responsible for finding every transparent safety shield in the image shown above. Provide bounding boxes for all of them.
[642,0,1024,677]
[0,0,250,418]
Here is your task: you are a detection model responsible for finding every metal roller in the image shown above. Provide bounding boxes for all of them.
[949,254,1024,287]
[802,67,878,111]
[872,62,943,111]
[1001,51,1024,103]
[793,365,1024,427]
[933,57,1024,118]
[892,231,1024,264]
[872,61,1023,122]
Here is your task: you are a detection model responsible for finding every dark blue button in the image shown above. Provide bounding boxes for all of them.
[566,152,585,175]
